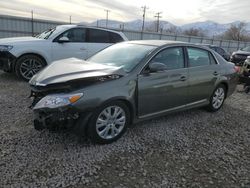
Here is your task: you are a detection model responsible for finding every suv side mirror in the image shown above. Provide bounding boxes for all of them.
[149,62,167,72]
[58,36,70,43]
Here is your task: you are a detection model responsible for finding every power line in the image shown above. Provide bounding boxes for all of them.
[154,12,162,32]
[141,5,149,32]
[104,9,110,28]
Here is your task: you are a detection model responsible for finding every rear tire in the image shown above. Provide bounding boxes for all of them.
[87,101,130,144]
[206,84,226,112]
[15,55,46,81]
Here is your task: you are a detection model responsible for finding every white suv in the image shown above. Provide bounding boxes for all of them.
[0,25,128,80]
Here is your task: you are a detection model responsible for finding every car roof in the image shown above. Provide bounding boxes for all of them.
[125,40,189,47]
[57,24,125,34]
[197,44,222,48]
[124,40,212,51]
[54,24,128,40]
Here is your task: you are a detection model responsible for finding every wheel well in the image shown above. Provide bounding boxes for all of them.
[117,99,134,124]
[14,53,47,70]
[219,82,228,97]
[100,99,135,125]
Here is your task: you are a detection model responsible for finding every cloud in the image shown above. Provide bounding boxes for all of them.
[0,0,249,25]
[197,0,250,23]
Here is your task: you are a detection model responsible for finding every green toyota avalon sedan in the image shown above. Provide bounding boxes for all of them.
[29,40,238,144]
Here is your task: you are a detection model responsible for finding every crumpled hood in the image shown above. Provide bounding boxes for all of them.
[30,58,126,86]
[0,37,43,45]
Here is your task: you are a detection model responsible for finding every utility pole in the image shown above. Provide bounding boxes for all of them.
[154,12,162,32]
[104,9,110,28]
[141,6,148,32]
[69,15,72,24]
[31,10,34,36]
[120,23,125,31]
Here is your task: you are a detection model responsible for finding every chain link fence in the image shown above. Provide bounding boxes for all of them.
[1,14,250,53]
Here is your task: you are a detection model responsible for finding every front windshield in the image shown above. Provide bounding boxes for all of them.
[241,46,250,52]
[36,28,56,39]
[87,43,156,72]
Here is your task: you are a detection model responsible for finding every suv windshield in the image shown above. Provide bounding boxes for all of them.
[36,28,56,39]
[241,46,250,52]
[87,43,156,72]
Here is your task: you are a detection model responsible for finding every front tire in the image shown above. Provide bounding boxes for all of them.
[206,85,226,112]
[87,101,130,144]
[15,55,46,81]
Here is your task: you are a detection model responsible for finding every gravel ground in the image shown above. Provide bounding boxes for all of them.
[0,71,250,188]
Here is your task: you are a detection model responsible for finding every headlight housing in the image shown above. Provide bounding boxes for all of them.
[0,45,13,52]
[34,93,83,109]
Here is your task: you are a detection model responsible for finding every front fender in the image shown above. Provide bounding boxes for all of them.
[72,77,137,114]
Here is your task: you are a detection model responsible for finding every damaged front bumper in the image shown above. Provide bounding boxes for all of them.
[33,107,80,130]
[0,51,16,72]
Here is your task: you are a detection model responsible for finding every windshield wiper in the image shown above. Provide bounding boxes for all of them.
[45,28,56,39]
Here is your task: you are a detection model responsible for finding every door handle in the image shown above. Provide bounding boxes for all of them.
[80,47,86,50]
[179,76,187,81]
[213,71,219,76]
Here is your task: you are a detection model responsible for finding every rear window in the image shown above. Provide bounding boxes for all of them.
[187,47,210,67]
[109,32,123,43]
[87,28,110,43]
[87,28,123,43]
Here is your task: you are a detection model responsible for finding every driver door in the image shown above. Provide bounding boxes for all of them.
[51,28,88,61]
[138,47,188,117]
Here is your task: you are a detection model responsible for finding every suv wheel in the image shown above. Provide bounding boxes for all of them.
[15,55,46,81]
[207,85,226,112]
[87,101,130,144]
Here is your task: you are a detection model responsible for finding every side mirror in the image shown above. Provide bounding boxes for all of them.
[58,36,69,43]
[149,62,167,72]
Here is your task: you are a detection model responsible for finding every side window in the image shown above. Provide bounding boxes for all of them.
[150,47,184,70]
[59,28,86,42]
[209,53,217,64]
[187,47,210,67]
[88,29,110,43]
[109,32,123,43]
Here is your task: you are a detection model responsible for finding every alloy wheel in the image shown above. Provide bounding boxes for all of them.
[212,87,225,109]
[20,59,43,80]
[96,106,126,140]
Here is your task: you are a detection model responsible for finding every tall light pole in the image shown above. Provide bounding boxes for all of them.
[141,6,148,32]
[69,15,72,24]
[154,12,162,32]
[104,9,110,28]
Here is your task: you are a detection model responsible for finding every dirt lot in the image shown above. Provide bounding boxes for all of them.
[0,71,250,188]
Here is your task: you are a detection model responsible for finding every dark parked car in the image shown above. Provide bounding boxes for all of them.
[230,46,250,65]
[29,40,238,144]
[199,44,230,61]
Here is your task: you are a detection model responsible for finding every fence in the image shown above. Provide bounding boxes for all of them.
[0,14,66,38]
[119,30,250,53]
[1,14,250,53]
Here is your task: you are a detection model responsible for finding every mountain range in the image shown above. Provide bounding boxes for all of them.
[82,19,250,37]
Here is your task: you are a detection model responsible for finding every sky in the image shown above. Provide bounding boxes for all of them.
[0,0,249,25]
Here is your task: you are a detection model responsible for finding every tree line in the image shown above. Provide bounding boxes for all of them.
[144,21,250,42]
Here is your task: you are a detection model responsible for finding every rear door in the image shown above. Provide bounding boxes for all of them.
[51,28,87,61]
[86,29,122,58]
[138,47,188,117]
[186,47,220,104]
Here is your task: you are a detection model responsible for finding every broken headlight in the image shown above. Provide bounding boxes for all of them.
[33,93,83,109]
